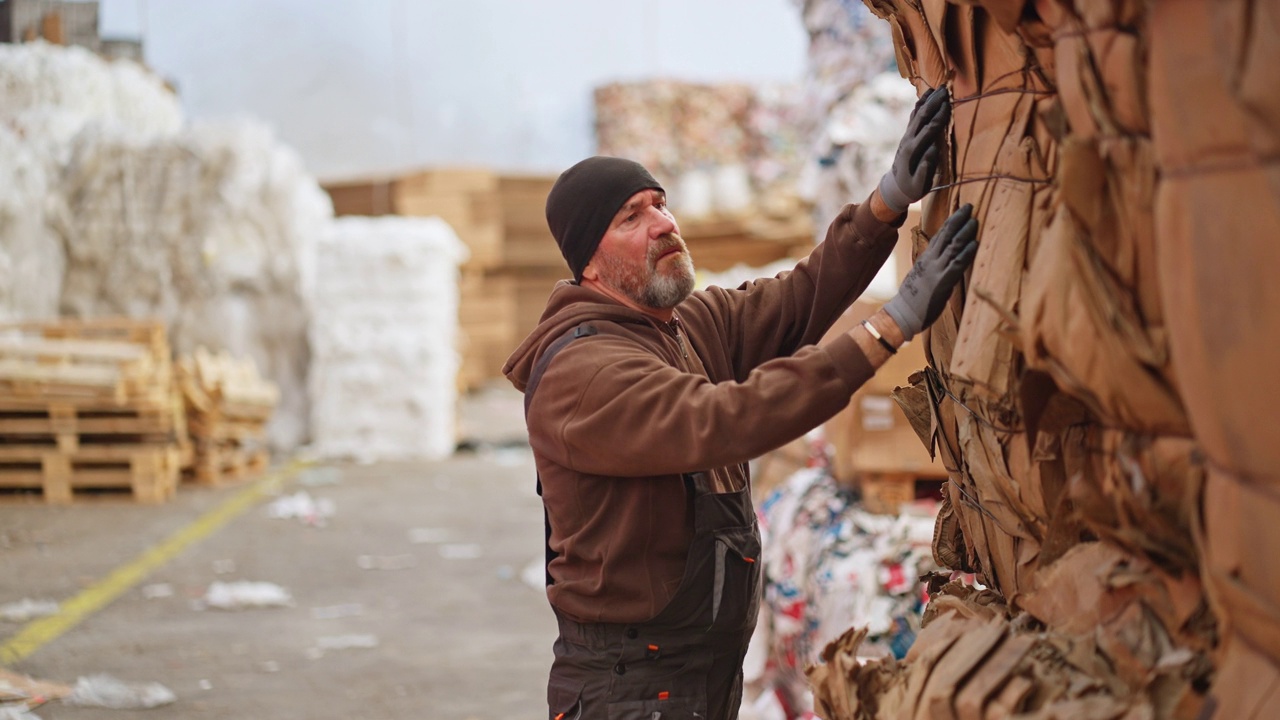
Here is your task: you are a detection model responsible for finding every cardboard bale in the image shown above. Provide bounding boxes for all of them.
[1149,0,1280,486]
[1202,467,1280,718]
[793,0,1280,715]
[1144,0,1280,709]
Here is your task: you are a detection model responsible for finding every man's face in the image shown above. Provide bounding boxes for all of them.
[587,189,696,310]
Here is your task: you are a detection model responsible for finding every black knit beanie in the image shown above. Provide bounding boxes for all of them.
[545,156,664,282]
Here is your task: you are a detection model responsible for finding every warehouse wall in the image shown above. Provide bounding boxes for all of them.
[98,0,808,181]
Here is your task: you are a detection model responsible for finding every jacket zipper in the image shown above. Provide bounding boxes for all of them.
[667,316,690,361]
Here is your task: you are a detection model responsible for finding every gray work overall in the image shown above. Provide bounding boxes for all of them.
[547,471,762,720]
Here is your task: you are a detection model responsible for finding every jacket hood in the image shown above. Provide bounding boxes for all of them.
[503,281,656,391]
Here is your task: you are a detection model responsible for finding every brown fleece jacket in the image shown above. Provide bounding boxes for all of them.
[503,200,902,624]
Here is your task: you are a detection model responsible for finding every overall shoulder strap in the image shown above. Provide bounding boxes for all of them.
[523,323,599,417]
[524,322,599,587]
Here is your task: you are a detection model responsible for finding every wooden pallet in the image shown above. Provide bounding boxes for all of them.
[0,444,181,504]
[183,421,270,487]
[176,347,276,486]
[177,348,278,415]
[0,399,185,453]
[188,439,269,486]
[0,318,185,503]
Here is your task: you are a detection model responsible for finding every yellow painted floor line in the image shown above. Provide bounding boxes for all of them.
[0,460,310,666]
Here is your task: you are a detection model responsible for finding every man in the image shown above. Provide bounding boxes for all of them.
[504,87,976,720]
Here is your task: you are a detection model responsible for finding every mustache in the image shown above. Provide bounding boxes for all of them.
[647,233,689,265]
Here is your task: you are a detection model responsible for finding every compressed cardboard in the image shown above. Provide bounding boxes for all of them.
[1149,0,1280,486]
[801,0,1279,715]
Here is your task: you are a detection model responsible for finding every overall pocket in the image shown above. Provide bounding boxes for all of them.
[709,526,762,633]
[548,675,584,720]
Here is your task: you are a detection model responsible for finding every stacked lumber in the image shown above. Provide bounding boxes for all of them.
[177,347,277,486]
[803,1,1279,718]
[324,169,567,392]
[0,318,182,503]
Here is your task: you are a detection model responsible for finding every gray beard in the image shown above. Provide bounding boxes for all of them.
[636,254,696,309]
[594,235,696,310]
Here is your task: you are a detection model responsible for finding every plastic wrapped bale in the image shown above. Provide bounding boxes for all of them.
[54,119,330,450]
[0,40,182,321]
[308,216,468,462]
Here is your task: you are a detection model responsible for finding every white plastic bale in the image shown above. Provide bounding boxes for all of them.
[0,41,180,322]
[0,124,62,321]
[54,119,331,449]
[0,41,181,164]
[308,216,468,462]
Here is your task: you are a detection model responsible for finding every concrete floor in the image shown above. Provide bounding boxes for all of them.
[0,384,557,720]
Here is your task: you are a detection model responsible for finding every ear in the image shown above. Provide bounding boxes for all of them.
[581,260,600,282]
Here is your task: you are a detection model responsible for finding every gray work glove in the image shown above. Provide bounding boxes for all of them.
[883,203,979,341]
[877,87,952,214]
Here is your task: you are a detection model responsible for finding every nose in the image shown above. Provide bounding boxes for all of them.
[647,205,676,238]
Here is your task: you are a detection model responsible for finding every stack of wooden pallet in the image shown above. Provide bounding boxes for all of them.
[324,169,566,391]
[176,347,277,486]
[0,318,184,504]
